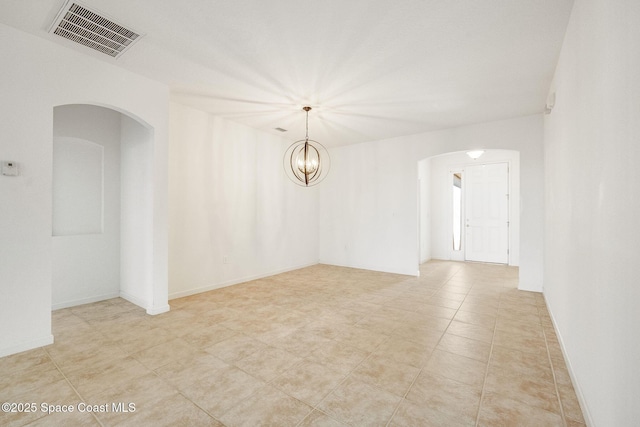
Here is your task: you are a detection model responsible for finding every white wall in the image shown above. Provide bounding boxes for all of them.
[319,137,422,276]
[320,114,544,289]
[52,138,105,236]
[52,105,122,309]
[428,150,520,266]
[120,114,156,310]
[0,23,169,357]
[418,158,431,263]
[543,0,640,425]
[168,102,319,299]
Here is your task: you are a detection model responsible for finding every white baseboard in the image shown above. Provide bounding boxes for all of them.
[518,281,543,293]
[119,290,148,310]
[168,262,319,300]
[543,294,594,427]
[119,291,170,315]
[0,334,54,358]
[51,291,169,316]
[317,260,417,277]
[146,304,170,315]
[52,292,120,310]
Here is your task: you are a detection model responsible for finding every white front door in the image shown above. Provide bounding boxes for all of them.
[465,162,509,264]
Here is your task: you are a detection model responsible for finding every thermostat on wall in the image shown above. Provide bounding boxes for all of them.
[2,161,19,176]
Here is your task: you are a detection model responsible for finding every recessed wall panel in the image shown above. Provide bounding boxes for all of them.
[52,137,103,236]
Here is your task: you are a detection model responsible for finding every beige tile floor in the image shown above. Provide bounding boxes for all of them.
[0,261,586,426]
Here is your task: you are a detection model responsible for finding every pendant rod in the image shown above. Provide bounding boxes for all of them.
[303,106,311,140]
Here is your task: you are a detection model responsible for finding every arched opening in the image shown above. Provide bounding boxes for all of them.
[52,104,155,312]
[418,149,520,268]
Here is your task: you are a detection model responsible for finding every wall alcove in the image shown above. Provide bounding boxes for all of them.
[52,104,155,311]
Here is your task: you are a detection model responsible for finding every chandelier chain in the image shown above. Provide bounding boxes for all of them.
[305,107,310,140]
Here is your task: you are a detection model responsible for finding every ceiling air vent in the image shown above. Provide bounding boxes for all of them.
[49,1,143,58]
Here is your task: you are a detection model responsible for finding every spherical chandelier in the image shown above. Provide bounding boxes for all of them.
[283,106,330,187]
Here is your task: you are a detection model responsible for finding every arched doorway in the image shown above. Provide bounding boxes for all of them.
[52,104,156,312]
[418,149,520,267]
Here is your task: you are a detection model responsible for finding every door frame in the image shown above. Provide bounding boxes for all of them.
[462,161,510,264]
[448,160,512,264]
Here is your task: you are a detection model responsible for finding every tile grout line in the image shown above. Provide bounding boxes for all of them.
[178,388,229,426]
[189,345,303,424]
[473,285,502,427]
[42,347,105,427]
[385,265,466,427]
[197,317,391,426]
[384,364,424,427]
[303,331,394,425]
[290,290,446,427]
[437,266,494,427]
[540,305,569,427]
[148,353,230,425]
[196,302,355,425]
[444,269,498,424]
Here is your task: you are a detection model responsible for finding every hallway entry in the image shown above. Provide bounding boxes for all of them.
[418,150,518,269]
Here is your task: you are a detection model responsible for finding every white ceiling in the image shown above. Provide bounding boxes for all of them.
[0,0,574,147]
